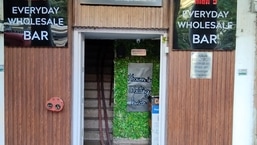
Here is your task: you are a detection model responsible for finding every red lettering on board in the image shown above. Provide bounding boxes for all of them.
[195,0,217,5]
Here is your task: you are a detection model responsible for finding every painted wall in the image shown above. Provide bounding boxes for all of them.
[233,0,257,145]
[0,0,4,144]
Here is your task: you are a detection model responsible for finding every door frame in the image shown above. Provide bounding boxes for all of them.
[72,28,168,145]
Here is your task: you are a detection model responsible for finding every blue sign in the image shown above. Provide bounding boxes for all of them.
[152,105,159,114]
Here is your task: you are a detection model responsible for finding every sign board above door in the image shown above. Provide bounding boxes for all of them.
[4,0,68,47]
[81,0,162,7]
[173,0,237,50]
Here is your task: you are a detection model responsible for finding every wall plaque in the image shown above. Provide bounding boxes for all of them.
[131,49,147,56]
[190,52,212,79]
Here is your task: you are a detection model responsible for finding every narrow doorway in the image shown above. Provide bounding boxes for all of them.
[84,40,114,145]
[83,39,162,145]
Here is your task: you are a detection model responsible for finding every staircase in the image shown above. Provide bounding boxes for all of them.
[84,40,114,145]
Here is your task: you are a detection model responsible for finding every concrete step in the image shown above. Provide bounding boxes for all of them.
[85,74,113,82]
[84,140,113,145]
[85,60,113,67]
[85,67,113,74]
[84,98,113,108]
[84,90,113,99]
[85,82,112,90]
[84,108,113,118]
[84,140,101,145]
[84,118,113,129]
[84,130,113,140]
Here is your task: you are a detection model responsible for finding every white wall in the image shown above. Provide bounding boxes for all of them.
[233,0,256,145]
[0,0,4,144]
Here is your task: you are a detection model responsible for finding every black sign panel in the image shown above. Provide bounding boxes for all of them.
[4,0,68,47]
[173,0,237,50]
[81,0,162,7]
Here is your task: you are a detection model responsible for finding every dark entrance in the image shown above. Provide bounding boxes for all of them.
[84,40,115,145]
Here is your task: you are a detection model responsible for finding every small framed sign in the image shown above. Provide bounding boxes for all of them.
[131,49,147,56]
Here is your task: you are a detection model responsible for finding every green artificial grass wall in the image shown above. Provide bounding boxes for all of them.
[113,40,160,139]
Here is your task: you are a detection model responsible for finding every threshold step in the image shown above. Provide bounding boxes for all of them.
[84,131,113,140]
[84,140,113,145]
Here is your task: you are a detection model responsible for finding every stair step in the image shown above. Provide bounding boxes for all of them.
[84,140,102,145]
[85,82,112,90]
[84,109,113,118]
[85,128,113,133]
[84,130,113,140]
[84,106,113,109]
[85,59,113,65]
[85,116,113,121]
[84,119,113,129]
[84,139,113,145]
[85,74,113,82]
[85,67,113,74]
[84,98,112,107]
[84,90,113,99]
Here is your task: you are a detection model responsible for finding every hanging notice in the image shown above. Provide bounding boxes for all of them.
[173,0,237,50]
[190,52,212,79]
[4,0,68,47]
[127,63,152,112]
